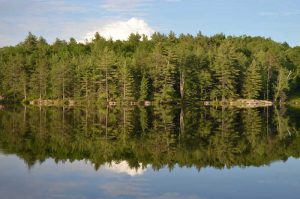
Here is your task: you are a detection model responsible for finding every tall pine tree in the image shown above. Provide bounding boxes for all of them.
[211,41,241,101]
[139,73,150,101]
[242,60,262,99]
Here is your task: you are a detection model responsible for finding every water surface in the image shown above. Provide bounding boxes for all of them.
[0,106,300,199]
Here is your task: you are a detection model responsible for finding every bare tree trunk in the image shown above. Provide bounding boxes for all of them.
[23,83,27,100]
[180,107,185,135]
[39,74,42,101]
[62,75,65,101]
[23,105,27,125]
[39,86,42,101]
[39,105,42,134]
[86,76,88,100]
[180,71,185,100]
[267,67,270,101]
[123,61,126,101]
[62,106,65,130]
[105,106,108,139]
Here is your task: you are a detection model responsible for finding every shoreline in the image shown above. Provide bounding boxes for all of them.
[23,98,274,108]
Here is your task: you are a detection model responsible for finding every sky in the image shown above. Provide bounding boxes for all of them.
[0,0,300,47]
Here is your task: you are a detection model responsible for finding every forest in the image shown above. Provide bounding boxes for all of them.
[0,32,300,104]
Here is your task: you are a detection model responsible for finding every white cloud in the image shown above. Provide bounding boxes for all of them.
[82,17,155,42]
[0,0,165,47]
[101,161,147,176]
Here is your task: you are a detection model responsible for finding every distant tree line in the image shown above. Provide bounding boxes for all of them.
[0,32,300,104]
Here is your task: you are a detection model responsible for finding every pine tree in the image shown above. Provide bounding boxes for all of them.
[139,73,150,101]
[160,48,178,102]
[139,107,149,133]
[242,60,262,99]
[274,67,291,102]
[2,54,27,101]
[242,109,262,147]
[211,41,241,101]
[0,32,300,103]
[77,55,93,101]
[30,59,49,100]
[94,47,115,102]
[121,58,135,101]
[50,54,73,100]
[151,43,167,102]
[183,53,211,101]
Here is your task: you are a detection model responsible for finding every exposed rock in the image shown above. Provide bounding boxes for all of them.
[232,99,273,108]
[144,101,151,106]
[109,101,117,106]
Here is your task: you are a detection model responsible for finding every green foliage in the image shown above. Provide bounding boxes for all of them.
[121,58,135,101]
[139,73,150,101]
[274,67,291,102]
[211,41,243,101]
[242,60,262,99]
[0,32,299,103]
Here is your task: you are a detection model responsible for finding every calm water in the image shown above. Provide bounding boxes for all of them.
[1,105,300,199]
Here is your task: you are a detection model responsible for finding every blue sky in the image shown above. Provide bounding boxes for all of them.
[0,0,300,47]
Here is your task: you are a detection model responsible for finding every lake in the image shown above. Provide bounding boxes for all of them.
[0,105,300,199]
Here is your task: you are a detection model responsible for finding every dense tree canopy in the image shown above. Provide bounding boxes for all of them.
[0,32,299,103]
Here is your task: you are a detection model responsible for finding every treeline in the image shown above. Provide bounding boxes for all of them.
[1,32,300,103]
[0,105,298,170]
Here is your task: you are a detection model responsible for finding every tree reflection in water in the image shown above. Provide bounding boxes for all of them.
[0,105,299,171]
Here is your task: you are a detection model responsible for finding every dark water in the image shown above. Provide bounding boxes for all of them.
[0,105,300,199]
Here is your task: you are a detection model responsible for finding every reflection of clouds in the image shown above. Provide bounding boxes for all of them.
[101,161,147,176]
[100,184,206,199]
[47,181,87,193]
[100,182,149,197]
[2,154,300,199]
[0,154,147,177]
[100,183,207,199]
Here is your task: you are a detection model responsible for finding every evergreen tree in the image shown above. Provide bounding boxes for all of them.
[139,73,150,101]
[50,54,74,100]
[274,67,291,102]
[121,58,135,101]
[30,59,49,100]
[242,60,262,99]
[2,54,27,101]
[242,109,262,148]
[211,41,241,101]
[159,48,178,102]
[0,32,299,103]
[151,43,167,102]
[96,47,116,102]
[77,55,94,101]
